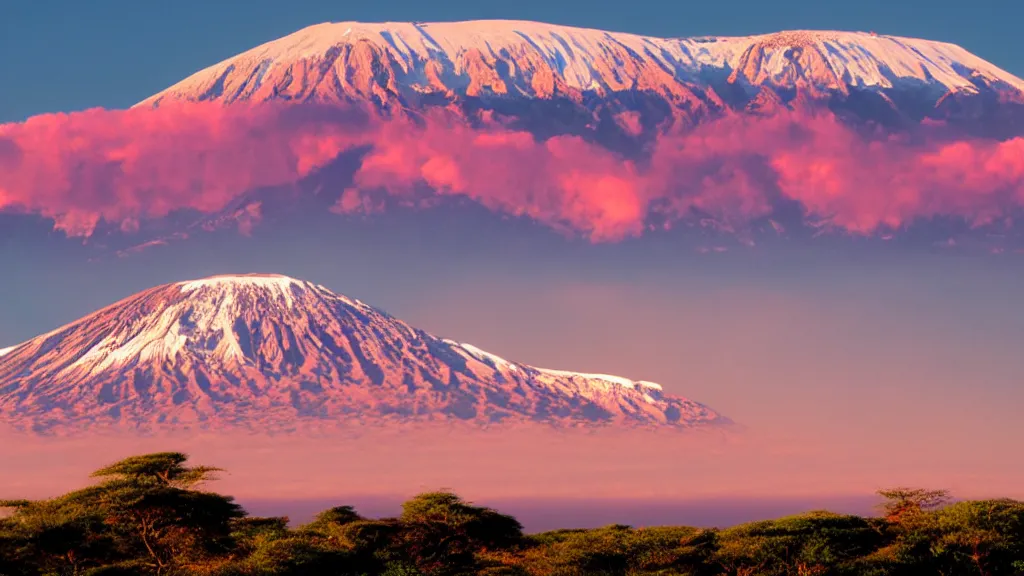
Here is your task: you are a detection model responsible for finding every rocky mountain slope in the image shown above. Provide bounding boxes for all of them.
[0,274,725,433]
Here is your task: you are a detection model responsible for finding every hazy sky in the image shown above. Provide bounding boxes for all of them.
[0,0,1020,121]
[1,0,1022,508]
[2,215,1022,501]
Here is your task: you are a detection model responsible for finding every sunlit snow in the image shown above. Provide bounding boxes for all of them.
[139,20,1024,108]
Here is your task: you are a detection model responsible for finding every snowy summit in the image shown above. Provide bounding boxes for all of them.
[0,274,725,433]
[138,19,1024,118]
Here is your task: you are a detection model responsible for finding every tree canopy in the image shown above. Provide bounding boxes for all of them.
[2,454,1023,576]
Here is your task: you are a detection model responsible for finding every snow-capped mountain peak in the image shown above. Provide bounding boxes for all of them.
[138,19,1024,110]
[0,274,725,433]
[176,273,371,310]
[178,272,304,293]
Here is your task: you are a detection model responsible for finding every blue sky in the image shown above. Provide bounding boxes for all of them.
[0,0,1018,121]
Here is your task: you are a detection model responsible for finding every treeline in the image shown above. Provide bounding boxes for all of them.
[1,453,1022,575]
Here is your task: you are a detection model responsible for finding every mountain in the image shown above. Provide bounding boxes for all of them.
[0,274,725,433]
[39,19,1020,255]
[138,20,1024,129]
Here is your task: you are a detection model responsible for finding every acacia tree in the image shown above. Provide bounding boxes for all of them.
[876,487,951,523]
[397,491,523,576]
[1,452,245,575]
[89,452,246,573]
[89,452,223,489]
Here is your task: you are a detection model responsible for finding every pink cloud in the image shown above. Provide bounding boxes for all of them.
[1,102,1023,240]
[0,103,374,235]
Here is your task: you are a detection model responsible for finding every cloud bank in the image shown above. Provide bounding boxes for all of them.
[1,102,1023,241]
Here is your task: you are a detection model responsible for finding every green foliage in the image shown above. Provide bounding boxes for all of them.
[515,524,717,576]
[3,459,1024,576]
[0,488,117,574]
[379,562,425,576]
[304,505,363,531]
[91,452,223,489]
[224,537,354,575]
[230,516,292,557]
[399,491,524,549]
[396,491,524,575]
[924,499,1024,575]
[714,510,885,575]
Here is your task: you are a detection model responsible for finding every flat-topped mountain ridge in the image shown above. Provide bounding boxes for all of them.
[139,19,1024,130]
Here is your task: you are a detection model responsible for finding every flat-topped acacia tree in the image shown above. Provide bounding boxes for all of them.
[0,452,244,575]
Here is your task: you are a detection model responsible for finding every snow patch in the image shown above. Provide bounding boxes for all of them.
[636,380,664,391]
[536,368,664,391]
[454,341,519,372]
[70,303,189,372]
[441,339,666,396]
[179,273,302,292]
[0,346,15,358]
[179,274,308,309]
[537,369,636,389]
